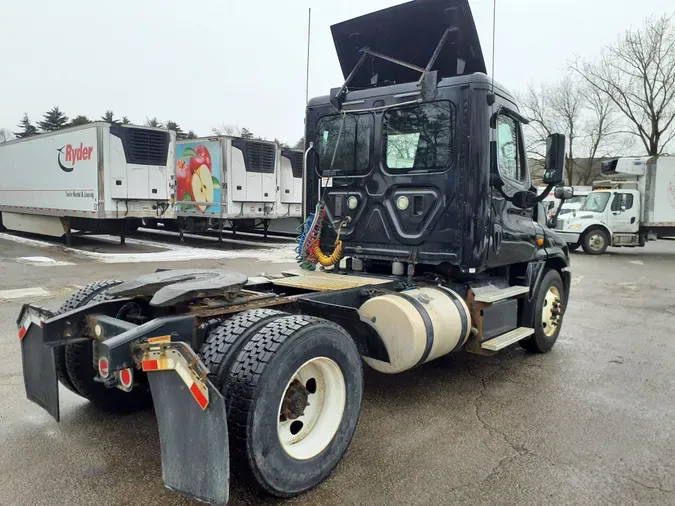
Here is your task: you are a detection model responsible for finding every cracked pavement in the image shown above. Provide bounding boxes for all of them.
[1,235,674,505]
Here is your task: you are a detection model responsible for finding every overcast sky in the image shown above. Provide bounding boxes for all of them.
[1,0,672,144]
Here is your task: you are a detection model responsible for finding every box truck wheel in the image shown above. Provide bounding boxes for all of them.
[200,308,289,395]
[53,280,123,395]
[226,315,363,498]
[520,269,565,354]
[59,280,151,413]
[582,228,609,255]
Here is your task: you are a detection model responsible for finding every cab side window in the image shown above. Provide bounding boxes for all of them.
[611,193,634,211]
[496,115,523,182]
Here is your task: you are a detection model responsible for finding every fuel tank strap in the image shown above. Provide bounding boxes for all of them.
[393,292,434,367]
[436,287,470,352]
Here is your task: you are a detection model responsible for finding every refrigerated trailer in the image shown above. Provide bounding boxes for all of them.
[167,138,302,237]
[0,123,175,243]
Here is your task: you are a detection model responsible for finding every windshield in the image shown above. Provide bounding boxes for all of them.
[315,113,373,176]
[383,101,454,173]
[580,192,611,212]
[565,196,587,205]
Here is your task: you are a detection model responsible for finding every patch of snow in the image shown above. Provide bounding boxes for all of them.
[0,287,51,300]
[18,256,75,266]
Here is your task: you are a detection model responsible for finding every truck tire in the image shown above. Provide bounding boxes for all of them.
[60,281,152,413]
[54,280,123,394]
[200,308,289,394]
[226,315,363,498]
[582,228,609,255]
[520,269,565,353]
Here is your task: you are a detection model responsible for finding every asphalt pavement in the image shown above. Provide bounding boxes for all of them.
[1,233,674,506]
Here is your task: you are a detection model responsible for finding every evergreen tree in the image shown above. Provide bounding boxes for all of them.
[240,127,254,139]
[166,120,188,140]
[70,115,92,127]
[101,110,115,123]
[37,107,69,132]
[145,117,162,128]
[186,130,198,139]
[293,137,305,150]
[14,113,39,138]
[121,116,131,124]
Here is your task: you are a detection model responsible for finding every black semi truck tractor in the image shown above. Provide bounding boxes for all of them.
[16,1,572,504]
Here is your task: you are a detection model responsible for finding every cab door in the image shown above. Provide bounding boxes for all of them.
[487,107,537,268]
[607,191,640,233]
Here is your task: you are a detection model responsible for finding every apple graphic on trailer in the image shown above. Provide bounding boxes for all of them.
[175,159,192,201]
[191,164,214,212]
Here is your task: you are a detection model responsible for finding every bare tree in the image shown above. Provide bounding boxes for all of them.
[0,128,13,143]
[212,123,243,136]
[572,14,675,156]
[518,76,584,185]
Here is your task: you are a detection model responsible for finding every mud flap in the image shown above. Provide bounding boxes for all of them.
[147,371,229,506]
[20,323,60,422]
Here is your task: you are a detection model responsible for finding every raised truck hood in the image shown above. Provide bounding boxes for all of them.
[330,0,486,88]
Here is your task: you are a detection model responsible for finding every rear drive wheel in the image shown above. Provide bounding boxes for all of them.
[226,315,363,497]
[60,281,152,413]
[582,229,609,255]
[54,280,121,394]
[520,269,565,353]
[200,308,288,394]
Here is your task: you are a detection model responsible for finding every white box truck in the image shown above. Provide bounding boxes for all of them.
[168,137,301,237]
[0,122,175,244]
[555,156,675,254]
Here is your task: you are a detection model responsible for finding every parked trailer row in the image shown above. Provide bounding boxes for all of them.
[0,127,303,242]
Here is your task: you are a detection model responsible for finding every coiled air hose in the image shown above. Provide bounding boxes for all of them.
[295,203,345,269]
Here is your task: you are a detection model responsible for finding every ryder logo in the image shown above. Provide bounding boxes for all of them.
[57,143,94,172]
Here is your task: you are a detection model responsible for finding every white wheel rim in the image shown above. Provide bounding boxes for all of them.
[277,357,346,460]
[589,233,605,251]
[541,286,562,337]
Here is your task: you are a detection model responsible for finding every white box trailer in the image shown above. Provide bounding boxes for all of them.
[555,156,675,254]
[0,123,175,244]
[171,137,301,237]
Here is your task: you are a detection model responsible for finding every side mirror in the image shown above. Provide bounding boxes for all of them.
[512,190,538,209]
[543,133,566,185]
[554,186,574,200]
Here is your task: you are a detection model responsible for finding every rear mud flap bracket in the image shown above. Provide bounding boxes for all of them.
[147,370,229,506]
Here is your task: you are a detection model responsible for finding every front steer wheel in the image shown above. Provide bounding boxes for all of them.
[225,315,364,498]
[582,228,609,255]
[520,269,566,354]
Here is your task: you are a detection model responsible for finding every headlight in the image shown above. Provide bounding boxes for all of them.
[568,224,582,230]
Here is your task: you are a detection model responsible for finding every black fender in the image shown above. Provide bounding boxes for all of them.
[520,246,570,328]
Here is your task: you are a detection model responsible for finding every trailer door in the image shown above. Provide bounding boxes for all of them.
[230,140,248,202]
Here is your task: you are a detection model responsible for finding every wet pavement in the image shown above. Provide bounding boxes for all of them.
[1,234,674,505]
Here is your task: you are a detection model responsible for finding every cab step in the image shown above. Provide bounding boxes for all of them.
[481,327,535,351]
[473,285,530,304]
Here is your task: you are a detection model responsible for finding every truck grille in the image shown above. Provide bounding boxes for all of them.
[110,126,170,166]
[283,150,304,178]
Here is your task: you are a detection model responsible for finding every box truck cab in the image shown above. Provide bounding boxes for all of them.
[555,157,675,254]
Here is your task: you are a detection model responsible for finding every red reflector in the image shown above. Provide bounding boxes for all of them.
[98,357,110,378]
[190,382,209,410]
[142,359,159,372]
[18,326,27,340]
[119,368,133,388]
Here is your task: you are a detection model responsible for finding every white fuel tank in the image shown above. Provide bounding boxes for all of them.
[358,287,471,374]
